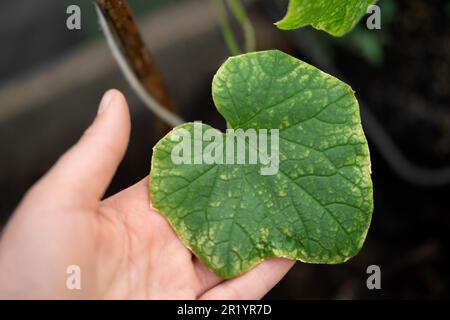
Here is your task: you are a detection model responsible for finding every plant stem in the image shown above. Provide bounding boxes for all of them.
[214,0,242,56]
[226,0,256,53]
[96,0,182,130]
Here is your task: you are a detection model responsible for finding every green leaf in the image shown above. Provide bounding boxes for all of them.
[276,0,378,37]
[150,50,373,279]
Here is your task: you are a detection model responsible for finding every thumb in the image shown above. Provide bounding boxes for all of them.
[39,89,131,204]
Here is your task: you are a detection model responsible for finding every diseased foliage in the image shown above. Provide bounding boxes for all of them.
[150,51,373,278]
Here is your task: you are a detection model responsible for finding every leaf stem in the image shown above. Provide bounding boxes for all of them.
[214,0,242,56]
[226,0,256,53]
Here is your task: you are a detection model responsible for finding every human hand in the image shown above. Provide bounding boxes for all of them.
[0,90,294,299]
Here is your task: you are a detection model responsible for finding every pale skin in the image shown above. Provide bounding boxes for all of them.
[0,90,295,300]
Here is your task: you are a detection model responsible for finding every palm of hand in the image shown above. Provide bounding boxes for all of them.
[97,178,222,299]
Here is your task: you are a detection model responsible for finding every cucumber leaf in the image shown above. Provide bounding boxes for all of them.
[150,50,373,278]
[276,0,378,37]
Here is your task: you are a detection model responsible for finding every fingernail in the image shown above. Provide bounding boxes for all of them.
[98,90,116,115]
